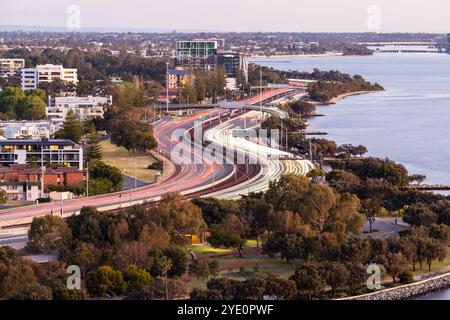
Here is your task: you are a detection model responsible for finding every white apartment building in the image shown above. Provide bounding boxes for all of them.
[0,121,57,140]
[47,95,112,124]
[0,58,25,78]
[21,64,78,91]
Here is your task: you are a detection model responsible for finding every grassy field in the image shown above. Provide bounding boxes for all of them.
[99,139,159,183]
[185,242,299,291]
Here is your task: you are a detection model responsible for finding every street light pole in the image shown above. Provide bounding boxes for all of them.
[260,65,263,118]
[166,61,170,113]
[86,161,89,198]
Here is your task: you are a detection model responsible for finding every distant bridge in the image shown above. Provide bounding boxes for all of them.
[358,42,438,46]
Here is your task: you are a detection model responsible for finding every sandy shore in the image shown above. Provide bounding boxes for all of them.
[310,91,377,106]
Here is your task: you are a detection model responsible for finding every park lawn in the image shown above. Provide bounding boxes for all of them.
[190,244,233,257]
[99,139,159,183]
[216,256,297,279]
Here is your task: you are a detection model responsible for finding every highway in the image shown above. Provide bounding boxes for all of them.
[204,110,313,199]
[0,88,312,238]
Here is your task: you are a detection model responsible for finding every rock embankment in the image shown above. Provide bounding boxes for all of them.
[342,273,450,300]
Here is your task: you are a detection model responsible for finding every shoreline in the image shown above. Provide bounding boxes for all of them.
[250,52,344,59]
[309,90,378,106]
[339,272,450,300]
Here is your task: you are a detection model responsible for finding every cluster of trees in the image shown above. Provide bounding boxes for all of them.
[261,116,307,133]
[247,66,383,101]
[0,87,47,120]
[283,100,317,116]
[8,193,210,299]
[110,119,157,155]
[2,48,168,84]
[179,67,227,104]
[105,82,158,154]
[0,246,86,300]
[87,160,124,196]
[307,74,383,102]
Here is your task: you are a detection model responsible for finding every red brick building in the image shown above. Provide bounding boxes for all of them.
[0,164,84,201]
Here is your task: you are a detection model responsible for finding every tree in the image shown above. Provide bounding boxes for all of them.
[122,265,153,294]
[9,284,52,300]
[189,258,219,280]
[63,242,100,276]
[299,184,336,232]
[361,199,381,233]
[382,252,408,283]
[0,87,46,120]
[286,100,316,116]
[148,193,205,241]
[0,190,7,205]
[85,130,103,161]
[113,242,152,270]
[422,239,447,271]
[0,247,40,299]
[85,266,126,297]
[326,170,361,192]
[208,214,247,258]
[110,119,157,154]
[163,247,189,277]
[324,262,350,297]
[290,263,326,300]
[126,278,186,300]
[154,256,172,300]
[206,66,227,103]
[403,204,437,227]
[194,69,208,102]
[179,77,197,104]
[27,215,72,254]
[265,174,309,212]
[89,160,124,193]
[408,174,427,185]
[57,110,83,143]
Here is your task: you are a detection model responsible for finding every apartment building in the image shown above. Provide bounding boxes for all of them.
[0,58,25,78]
[168,67,190,89]
[0,121,57,140]
[21,64,78,90]
[47,95,112,124]
[176,40,219,70]
[0,139,84,170]
[0,164,84,201]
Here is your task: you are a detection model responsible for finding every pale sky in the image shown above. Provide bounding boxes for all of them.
[0,0,448,33]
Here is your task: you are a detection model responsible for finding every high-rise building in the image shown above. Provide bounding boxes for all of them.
[217,52,248,81]
[0,58,25,78]
[0,139,84,170]
[21,64,78,91]
[176,40,219,70]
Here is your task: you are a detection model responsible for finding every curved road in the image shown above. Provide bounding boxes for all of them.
[0,89,312,237]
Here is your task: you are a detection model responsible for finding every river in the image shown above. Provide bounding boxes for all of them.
[252,53,450,185]
[252,53,450,300]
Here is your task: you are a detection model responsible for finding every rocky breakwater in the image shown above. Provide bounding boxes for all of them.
[341,273,450,300]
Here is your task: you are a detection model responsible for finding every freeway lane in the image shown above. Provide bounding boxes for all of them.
[0,109,237,233]
[204,111,314,199]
